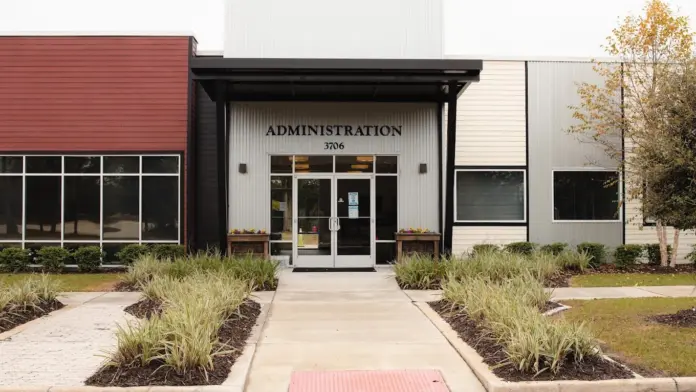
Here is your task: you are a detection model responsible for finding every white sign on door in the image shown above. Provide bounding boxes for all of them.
[348,192,359,206]
[348,205,359,219]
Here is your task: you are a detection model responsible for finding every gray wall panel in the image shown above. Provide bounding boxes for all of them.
[228,102,439,232]
[528,61,622,247]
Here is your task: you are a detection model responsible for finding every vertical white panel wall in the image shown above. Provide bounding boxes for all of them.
[451,60,527,254]
[228,102,439,232]
[224,0,443,59]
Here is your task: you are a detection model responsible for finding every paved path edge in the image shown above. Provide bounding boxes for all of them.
[414,301,696,392]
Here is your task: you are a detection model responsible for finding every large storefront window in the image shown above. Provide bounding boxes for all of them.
[553,170,620,221]
[0,155,181,260]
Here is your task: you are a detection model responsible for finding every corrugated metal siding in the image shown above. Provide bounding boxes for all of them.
[625,197,695,264]
[227,102,439,232]
[454,61,526,166]
[452,226,527,255]
[224,0,442,59]
[527,61,622,247]
[0,36,190,151]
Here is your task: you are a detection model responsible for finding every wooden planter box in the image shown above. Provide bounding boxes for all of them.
[226,234,270,258]
[395,233,441,263]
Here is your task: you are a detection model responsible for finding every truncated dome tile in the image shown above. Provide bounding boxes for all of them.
[288,369,450,392]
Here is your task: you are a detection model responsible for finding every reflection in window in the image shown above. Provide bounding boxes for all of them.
[553,171,619,221]
[65,156,100,174]
[271,176,292,241]
[456,171,525,222]
[25,177,62,240]
[0,157,23,173]
[271,156,293,173]
[143,156,178,174]
[104,156,139,174]
[0,176,22,240]
[103,176,139,240]
[376,156,398,174]
[142,177,179,240]
[294,156,332,173]
[335,156,373,173]
[64,177,101,240]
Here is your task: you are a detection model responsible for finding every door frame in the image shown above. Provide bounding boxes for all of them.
[292,173,376,268]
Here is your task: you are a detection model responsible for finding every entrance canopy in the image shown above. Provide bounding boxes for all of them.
[190,57,482,102]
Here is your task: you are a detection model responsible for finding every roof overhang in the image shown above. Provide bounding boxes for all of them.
[191,57,482,102]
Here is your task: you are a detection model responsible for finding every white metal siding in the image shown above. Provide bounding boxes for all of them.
[452,226,527,256]
[224,0,443,59]
[227,102,439,232]
[455,61,526,166]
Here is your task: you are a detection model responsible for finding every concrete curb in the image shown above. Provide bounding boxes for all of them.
[415,301,696,392]
[542,303,571,316]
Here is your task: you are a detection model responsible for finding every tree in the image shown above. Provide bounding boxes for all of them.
[569,0,694,266]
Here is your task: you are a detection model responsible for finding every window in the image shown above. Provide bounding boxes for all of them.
[553,170,620,221]
[0,155,181,261]
[455,170,526,222]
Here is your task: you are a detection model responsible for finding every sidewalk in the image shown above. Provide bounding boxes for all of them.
[244,269,485,392]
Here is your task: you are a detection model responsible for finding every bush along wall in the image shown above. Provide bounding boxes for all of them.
[614,245,644,269]
[37,247,70,273]
[503,242,537,255]
[0,247,31,273]
[73,246,104,273]
[645,243,672,265]
[576,242,606,268]
[151,244,186,261]
[539,243,568,255]
[116,244,150,265]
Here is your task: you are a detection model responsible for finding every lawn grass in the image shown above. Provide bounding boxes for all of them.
[562,297,696,376]
[0,273,123,292]
[570,273,696,287]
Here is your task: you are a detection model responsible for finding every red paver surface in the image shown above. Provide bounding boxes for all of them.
[288,369,450,392]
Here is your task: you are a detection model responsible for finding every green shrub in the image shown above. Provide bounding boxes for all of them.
[72,246,103,272]
[504,242,537,255]
[36,247,70,273]
[151,244,186,261]
[0,247,31,273]
[645,243,672,265]
[540,243,568,256]
[686,244,696,264]
[393,254,447,289]
[472,244,499,256]
[116,244,150,265]
[555,249,591,272]
[614,245,644,269]
[576,242,606,268]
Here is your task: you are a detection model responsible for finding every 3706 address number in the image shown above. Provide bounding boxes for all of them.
[324,142,345,150]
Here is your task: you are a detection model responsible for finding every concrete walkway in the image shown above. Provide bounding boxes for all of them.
[245,269,485,392]
[0,291,140,386]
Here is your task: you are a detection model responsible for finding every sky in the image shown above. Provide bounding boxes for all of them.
[1,0,695,58]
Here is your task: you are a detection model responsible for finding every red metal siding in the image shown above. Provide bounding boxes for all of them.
[0,36,190,151]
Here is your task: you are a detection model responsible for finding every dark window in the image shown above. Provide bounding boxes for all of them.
[64,177,101,240]
[271,156,293,173]
[26,156,61,173]
[270,242,292,263]
[142,177,178,241]
[456,171,525,221]
[376,176,397,240]
[104,156,139,174]
[553,171,620,221]
[65,157,100,174]
[143,156,179,174]
[0,176,22,240]
[0,156,23,173]
[102,243,135,264]
[335,156,374,173]
[25,176,62,240]
[294,156,332,173]
[376,243,396,264]
[103,176,139,240]
[376,156,398,174]
[271,176,293,241]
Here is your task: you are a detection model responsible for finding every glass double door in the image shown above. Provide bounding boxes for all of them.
[293,174,374,268]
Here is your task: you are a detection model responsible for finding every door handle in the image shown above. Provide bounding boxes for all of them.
[328,217,334,231]
[335,217,341,231]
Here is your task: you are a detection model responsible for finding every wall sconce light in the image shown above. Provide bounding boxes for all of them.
[419,163,427,174]
[239,163,247,174]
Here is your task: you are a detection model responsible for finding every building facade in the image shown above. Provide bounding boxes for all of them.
[1,1,693,266]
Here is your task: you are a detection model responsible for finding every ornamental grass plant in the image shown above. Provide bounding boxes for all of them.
[0,274,62,312]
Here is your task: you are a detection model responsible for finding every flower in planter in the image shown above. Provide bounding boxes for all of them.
[229,228,267,234]
[398,228,433,234]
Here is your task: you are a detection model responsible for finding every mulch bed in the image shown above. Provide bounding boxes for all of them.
[429,300,634,382]
[86,300,261,386]
[0,300,65,334]
[648,307,696,328]
[114,279,279,292]
[123,298,163,319]
[255,278,279,291]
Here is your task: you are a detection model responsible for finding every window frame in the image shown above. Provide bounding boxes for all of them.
[0,154,182,252]
[454,168,527,224]
[551,168,622,223]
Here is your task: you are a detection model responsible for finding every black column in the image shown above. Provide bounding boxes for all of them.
[215,81,228,253]
[443,81,458,253]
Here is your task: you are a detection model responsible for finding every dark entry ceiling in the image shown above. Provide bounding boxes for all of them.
[191,57,483,102]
